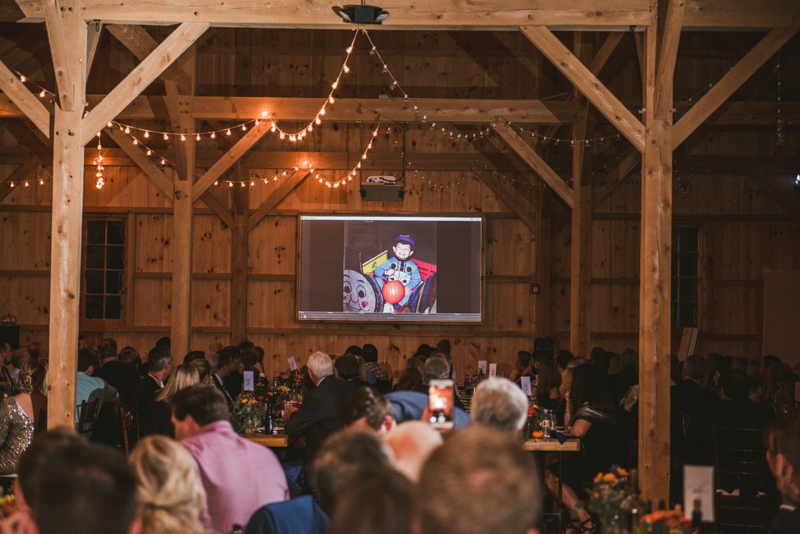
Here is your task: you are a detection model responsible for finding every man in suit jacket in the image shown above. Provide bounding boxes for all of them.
[671,354,719,417]
[767,410,800,534]
[285,352,359,485]
[212,348,240,409]
[130,346,173,414]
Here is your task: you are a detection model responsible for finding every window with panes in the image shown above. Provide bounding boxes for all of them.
[84,220,125,320]
[671,227,699,328]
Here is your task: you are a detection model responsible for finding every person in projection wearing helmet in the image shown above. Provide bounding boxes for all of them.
[373,235,422,311]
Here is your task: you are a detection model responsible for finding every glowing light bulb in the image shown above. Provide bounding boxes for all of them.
[211,132,216,139]
[97,144,102,150]
[255,119,260,125]
[108,122,112,127]
[280,132,285,139]
[334,183,339,188]
[125,127,130,134]
[147,150,152,156]
[373,131,378,137]
[144,131,150,138]
[39,90,45,97]
[315,117,321,125]
[332,82,338,89]
[250,181,254,186]
[24,181,29,187]
[283,171,288,176]
[133,139,138,145]
[163,134,169,140]
[308,124,313,132]
[226,129,231,136]
[181,135,186,142]
[214,181,219,186]
[320,107,326,116]
[229,182,234,188]
[196,134,201,141]
[357,162,361,168]
[240,182,245,187]
[39,179,44,185]
[346,46,353,54]
[97,132,101,137]
[19,75,25,82]
[367,144,372,149]
[242,124,247,131]
[329,96,335,104]
[9,182,14,188]
[160,159,165,165]
[274,175,278,181]
[264,179,268,184]
[362,154,367,159]
[343,65,350,73]
[327,182,332,188]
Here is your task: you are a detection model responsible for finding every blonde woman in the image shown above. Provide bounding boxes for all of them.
[140,365,199,438]
[130,435,207,534]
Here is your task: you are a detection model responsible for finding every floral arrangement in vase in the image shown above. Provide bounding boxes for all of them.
[232,392,266,435]
[578,465,630,518]
[523,403,548,439]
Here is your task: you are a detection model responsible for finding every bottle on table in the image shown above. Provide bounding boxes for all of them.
[619,468,643,532]
[541,409,551,439]
[691,498,703,533]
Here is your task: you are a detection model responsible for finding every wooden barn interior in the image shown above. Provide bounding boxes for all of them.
[1,0,799,503]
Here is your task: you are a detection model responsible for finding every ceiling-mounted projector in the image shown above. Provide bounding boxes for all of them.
[332,1,390,24]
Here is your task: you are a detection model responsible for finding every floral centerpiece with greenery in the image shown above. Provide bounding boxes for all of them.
[577,465,630,517]
[523,403,549,439]
[231,392,267,435]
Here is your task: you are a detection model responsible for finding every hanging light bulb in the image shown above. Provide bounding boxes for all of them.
[240,182,245,187]
[160,159,166,165]
[19,75,25,82]
[329,96,335,104]
[271,123,277,132]
[229,181,234,188]
[255,119,260,126]
[108,122,113,127]
[226,129,231,136]
[9,182,14,188]
[242,124,247,131]
[362,154,367,159]
[263,178,268,184]
[24,181,29,187]
[250,181,254,186]
[280,132,286,140]
[315,117,322,125]
[181,134,186,142]
[163,134,169,140]
[332,81,338,89]
[196,134,201,141]
[346,46,353,54]
[144,131,150,138]
[343,65,350,73]
[39,90,45,97]
[211,132,216,139]
[147,149,152,155]
[320,107,326,116]
[133,139,138,145]
[214,180,219,186]
[125,126,131,134]
[39,179,44,185]
[308,124,313,132]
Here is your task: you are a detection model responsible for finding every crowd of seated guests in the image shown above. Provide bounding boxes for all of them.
[0,334,796,534]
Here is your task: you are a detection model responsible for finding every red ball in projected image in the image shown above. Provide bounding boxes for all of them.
[382,280,405,305]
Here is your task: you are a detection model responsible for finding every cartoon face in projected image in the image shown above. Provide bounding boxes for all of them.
[343,270,379,312]
[386,266,412,286]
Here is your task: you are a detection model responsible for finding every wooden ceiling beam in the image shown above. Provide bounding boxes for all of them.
[0,59,50,137]
[0,161,38,202]
[672,27,798,149]
[247,171,310,231]
[521,26,646,153]
[653,0,686,118]
[191,118,272,202]
[199,191,233,228]
[81,22,209,146]
[494,123,574,208]
[104,126,175,196]
[41,0,76,111]
[11,0,800,30]
[106,24,194,93]
[86,21,103,76]
[473,169,538,234]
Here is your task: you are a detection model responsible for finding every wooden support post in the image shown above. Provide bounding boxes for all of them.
[47,13,86,430]
[533,188,551,338]
[638,21,674,504]
[570,32,593,359]
[170,174,193,363]
[231,164,249,345]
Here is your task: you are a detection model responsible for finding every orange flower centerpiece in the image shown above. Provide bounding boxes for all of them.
[575,466,629,532]
[637,508,693,534]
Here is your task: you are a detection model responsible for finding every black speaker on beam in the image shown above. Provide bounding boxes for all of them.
[0,326,20,350]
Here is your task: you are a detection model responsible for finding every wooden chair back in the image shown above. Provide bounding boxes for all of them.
[77,399,100,435]
[120,405,139,455]
[712,425,768,533]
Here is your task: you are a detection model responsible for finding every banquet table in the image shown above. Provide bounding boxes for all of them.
[524,437,581,534]
[245,431,290,448]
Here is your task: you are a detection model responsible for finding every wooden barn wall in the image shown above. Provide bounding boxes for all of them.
[2,28,799,379]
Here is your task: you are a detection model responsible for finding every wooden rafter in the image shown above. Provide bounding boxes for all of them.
[106,24,194,93]
[86,21,103,75]
[521,26,646,153]
[81,22,209,146]
[494,123,574,209]
[0,162,38,202]
[0,59,50,137]
[199,191,233,228]
[673,27,798,149]
[473,169,538,234]
[105,126,174,196]
[192,119,272,203]
[248,171,310,231]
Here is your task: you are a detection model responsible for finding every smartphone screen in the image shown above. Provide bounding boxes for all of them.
[428,379,455,429]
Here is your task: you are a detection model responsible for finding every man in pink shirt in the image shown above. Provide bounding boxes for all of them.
[172,384,289,533]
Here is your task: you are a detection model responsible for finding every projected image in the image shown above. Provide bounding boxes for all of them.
[343,222,437,314]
